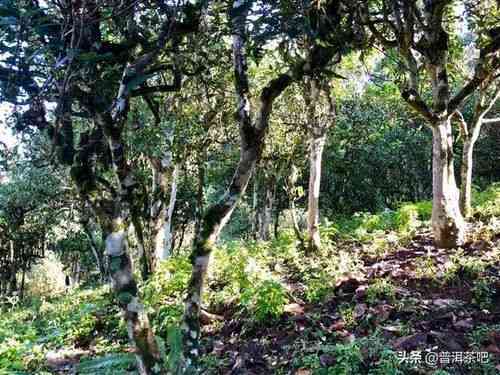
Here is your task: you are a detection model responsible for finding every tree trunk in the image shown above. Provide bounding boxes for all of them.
[286,165,306,249]
[176,217,189,253]
[9,271,16,295]
[72,259,81,285]
[83,215,106,280]
[154,164,178,262]
[431,120,465,248]
[460,138,475,218]
[303,77,333,252]
[149,131,177,269]
[194,155,205,240]
[259,176,274,241]
[290,198,305,249]
[251,177,258,239]
[82,189,161,374]
[274,206,280,239]
[9,241,16,295]
[131,214,151,281]
[20,267,25,299]
[456,85,498,218]
[105,217,161,374]
[307,135,325,251]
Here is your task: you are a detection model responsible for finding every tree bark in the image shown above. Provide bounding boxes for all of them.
[422,16,465,248]
[105,218,161,374]
[460,138,475,218]
[251,176,259,239]
[194,154,206,241]
[286,165,306,249]
[431,119,465,248]
[20,267,25,299]
[303,78,334,252]
[274,205,280,239]
[307,135,325,251]
[259,174,274,241]
[82,209,106,280]
[149,128,177,268]
[131,213,151,281]
[290,198,305,248]
[154,165,178,262]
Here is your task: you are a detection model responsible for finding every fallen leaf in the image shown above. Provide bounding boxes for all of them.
[489,331,500,344]
[335,277,364,293]
[284,303,304,315]
[428,331,463,352]
[354,303,367,318]
[372,304,393,322]
[330,321,346,331]
[432,299,462,310]
[355,285,368,299]
[484,344,500,354]
[393,333,428,350]
[319,353,336,367]
[381,325,402,333]
[454,318,474,331]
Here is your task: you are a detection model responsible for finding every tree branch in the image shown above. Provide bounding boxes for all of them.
[482,117,500,124]
[401,88,436,122]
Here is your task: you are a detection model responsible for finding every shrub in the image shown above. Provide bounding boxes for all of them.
[395,200,432,232]
[241,279,289,322]
[25,252,67,297]
[142,256,192,335]
[304,274,333,303]
[0,286,121,373]
[328,342,363,374]
[303,249,364,303]
[366,278,396,304]
[338,303,357,329]
[472,277,496,310]
[442,249,487,284]
[473,183,500,219]
[413,256,438,280]
[205,240,291,322]
[327,201,430,245]
[270,229,299,260]
[369,350,405,375]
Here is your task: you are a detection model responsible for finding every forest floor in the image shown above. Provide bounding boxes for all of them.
[1,185,499,374]
[204,223,500,374]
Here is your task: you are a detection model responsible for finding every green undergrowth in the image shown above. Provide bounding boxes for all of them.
[141,194,435,331]
[1,184,499,374]
[292,331,412,375]
[324,199,432,242]
[77,353,136,374]
[0,286,127,373]
[473,182,500,219]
